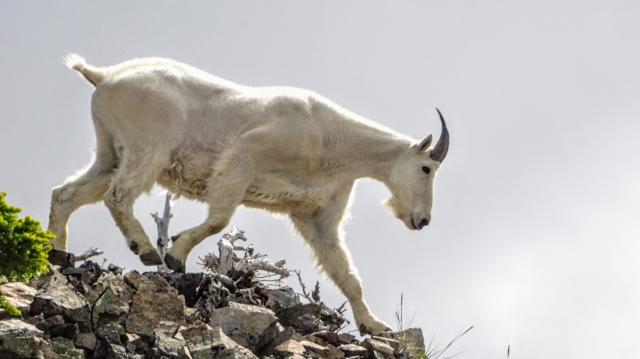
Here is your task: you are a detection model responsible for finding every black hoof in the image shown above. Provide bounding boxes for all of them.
[164,253,185,273]
[358,324,368,336]
[129,241,139,255]
[139,250,163,266]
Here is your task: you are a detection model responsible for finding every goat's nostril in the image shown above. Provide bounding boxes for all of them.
[419,218,430,228]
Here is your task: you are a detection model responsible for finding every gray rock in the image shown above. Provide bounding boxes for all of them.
[337,343,369,357]
[216,347,259,359]
[258,323,303,356]
[75,332,97,351]
[379,328,425,357]
[177,322,221,359]
[260,287,300,311]
[155,272,205,307]
[126,274,186,337]
[274,339,305,356]
[0,319,46,358]
[48,249,75,267]
[300,339,331,356]
[153,333,189,359]
[92,286,129,327]
[47,337,85,358]
[209,302,277,351]
[30,271,90,324]
[122,332,144,353]
[370,336,401,351]
[337,333,356,345]
[105,343,128,359]
[0,282,36,318]
[308,330,339,346]
[178,323,255,359]
[95,322,125,344]
[2,320,40,336]
[86,273,134,305]
[123,270,144,290]
[364,338,395,357]
[48,322,79,341]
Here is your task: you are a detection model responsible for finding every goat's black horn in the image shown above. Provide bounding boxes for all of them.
[429,108,449,162]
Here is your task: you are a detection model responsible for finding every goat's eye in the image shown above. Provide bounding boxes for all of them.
[422,166,431,174]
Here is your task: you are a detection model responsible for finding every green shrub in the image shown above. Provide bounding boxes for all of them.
[0,192,53,281]
[0,293,21,316]
[0,192,53,315]
[0,193,55,315]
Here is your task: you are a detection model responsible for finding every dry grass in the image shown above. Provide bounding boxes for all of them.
[394,293,474,359]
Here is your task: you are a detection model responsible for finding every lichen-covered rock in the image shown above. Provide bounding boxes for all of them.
[379,328,425,357]
[0,282,36,318]
[337,333,356,345]
[95,322,125,344]
[105,343,128,359]
[48,322,79,341]
[0,319,48,358]
[86,272,133,304]
[156,272,205,307]
[274,339,305,356]
[126,274,185,337]
[300,339,330,356]
[217,347,259,359]
[152,332,190,359]
[123,270,144,290]
[122,332,144,354]
[177,322,221,359]
[259,287,300,311]
[363,338,395,357]
[75,332,97,351]
[209,302,277,351]
[47,337,85,358]
[337,343,369,357]
[178,322,256,359]
[92,286,129,327]
[30,271,90,324]
[194,276,231,318]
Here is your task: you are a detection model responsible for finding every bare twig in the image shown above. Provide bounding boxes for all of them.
[294,270,313,303]
[311,281,321,302]
[151,192,173,271]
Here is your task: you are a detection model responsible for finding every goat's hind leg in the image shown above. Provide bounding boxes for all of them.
[48,163,114,250]
[103,148,165,266]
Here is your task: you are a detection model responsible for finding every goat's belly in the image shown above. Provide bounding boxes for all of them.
[241,177,327,213]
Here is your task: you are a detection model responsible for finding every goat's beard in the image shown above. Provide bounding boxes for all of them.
[382,197,404,220]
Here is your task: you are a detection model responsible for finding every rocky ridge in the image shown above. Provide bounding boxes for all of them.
[0,241,427,358]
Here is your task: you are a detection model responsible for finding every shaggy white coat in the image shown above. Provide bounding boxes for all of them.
[49,54,444,334]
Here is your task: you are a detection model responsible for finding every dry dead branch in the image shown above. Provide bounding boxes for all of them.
[151,192,173,271]
[74,247,103,261]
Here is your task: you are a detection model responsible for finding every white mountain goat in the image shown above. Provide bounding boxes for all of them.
[49,54,450,334]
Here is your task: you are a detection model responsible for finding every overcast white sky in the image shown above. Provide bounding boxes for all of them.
[2,1,639,358]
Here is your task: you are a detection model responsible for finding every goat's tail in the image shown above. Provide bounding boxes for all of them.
[64,53,106,87]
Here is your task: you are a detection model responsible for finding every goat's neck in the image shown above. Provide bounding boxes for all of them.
[336,119,412,184]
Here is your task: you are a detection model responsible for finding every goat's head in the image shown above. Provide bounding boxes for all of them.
[383,109,449,231]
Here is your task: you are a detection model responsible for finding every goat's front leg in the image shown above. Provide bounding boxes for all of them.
[290,188,391,335]
[165,151,255,272]
[164,205,235,272]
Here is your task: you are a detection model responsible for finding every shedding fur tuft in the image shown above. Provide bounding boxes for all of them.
[64,53,86,71]
[63,53,105,87]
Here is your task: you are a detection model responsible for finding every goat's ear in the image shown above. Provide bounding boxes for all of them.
[415,134,433,152]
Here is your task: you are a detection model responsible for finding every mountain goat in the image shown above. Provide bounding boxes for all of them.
[49,54,450,334]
